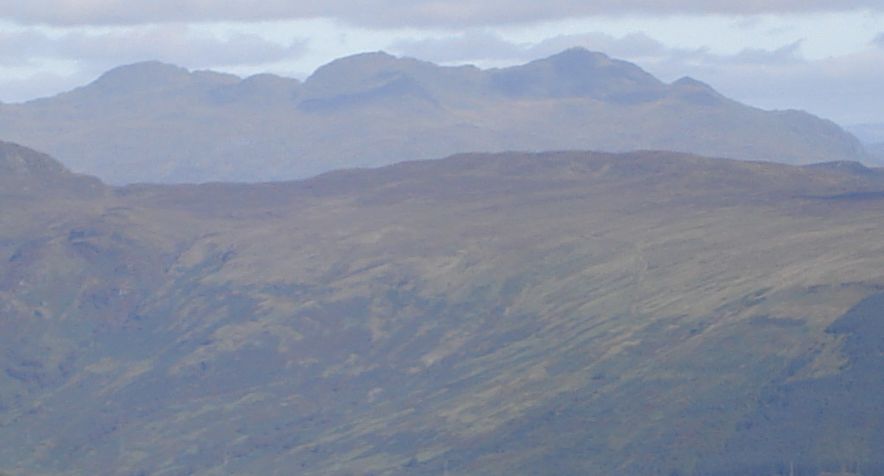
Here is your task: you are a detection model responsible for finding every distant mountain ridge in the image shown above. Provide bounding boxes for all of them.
[0,48,870,184]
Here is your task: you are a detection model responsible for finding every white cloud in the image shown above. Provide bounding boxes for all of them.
[0,25,306,69]
[0,70,96,103]
[390,31,672,64]
[388,31,528,63]
[0,24,308,102]
[0,0,880,28]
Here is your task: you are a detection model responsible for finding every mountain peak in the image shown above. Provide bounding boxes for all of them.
[92,61,190,90]
[668,76,725,104]
[0,141,68,176]
[331,50,398,64]
[0,141,104,197]
[88,61,238,95]
[546,47,612,64]
[491,47,665,101]
[305,51,409,81]
[303,51,439,98]
[672,76,705,87]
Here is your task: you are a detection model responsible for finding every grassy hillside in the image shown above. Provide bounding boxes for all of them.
[2,143,884,475]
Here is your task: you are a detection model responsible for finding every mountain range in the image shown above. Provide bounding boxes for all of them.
[2,140,884,475]
[0,48,870,184]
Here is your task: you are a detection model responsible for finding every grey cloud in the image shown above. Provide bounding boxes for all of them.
[0,0,881,27]
[708,40,804,65]
[388,31,529,63]
[530,33,670,60]
[0,25,307,103]
[0,30,52,66]
[0,70,97,103]
[389,31,669,64]
[0,26,306,70]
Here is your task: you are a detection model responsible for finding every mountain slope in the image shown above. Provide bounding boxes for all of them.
[0,48,869,184]
[0,141,104,199]
[2,143,884,475]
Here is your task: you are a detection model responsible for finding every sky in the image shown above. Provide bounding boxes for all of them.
[0,1,883,131]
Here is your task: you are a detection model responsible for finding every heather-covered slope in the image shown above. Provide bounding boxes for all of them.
[2,143,884,475]
[0,48,869,184]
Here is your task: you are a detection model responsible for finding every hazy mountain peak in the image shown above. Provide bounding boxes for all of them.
[491,47,666,102]
[326,50,398,65]
[91,61,190,91]
[668,76,726,104]
[530,47,648,77]
[546,46,613,64]
[209,73,302,105]
[672,76,708,87]
[305,51,413,83]
[302,51,446,99]
[87,61,238,96]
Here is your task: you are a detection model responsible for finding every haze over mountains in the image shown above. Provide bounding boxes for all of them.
[3,140,884,475]
[0,48,870,184]
[847,123,884,162]
[868,143,884,162]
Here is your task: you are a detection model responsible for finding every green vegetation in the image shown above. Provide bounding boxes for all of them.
[1,142,884,474]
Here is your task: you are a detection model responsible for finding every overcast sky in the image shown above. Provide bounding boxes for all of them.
[1,1,883,129]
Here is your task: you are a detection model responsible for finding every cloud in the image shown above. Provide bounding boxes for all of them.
[697,40,804,66]
[388,31,528,64]
[641,41,884,125]
[390,31,670,64]
[0,70,97,103]
[0,30,51,66]
[0,25,308,102]
[0,0,881,28]
[531,33,670,60]
[0,25,306,70]
[874,32,884,47]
